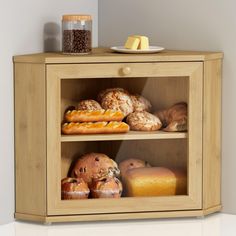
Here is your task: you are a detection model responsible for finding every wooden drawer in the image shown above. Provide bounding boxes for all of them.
[47,62,202,79]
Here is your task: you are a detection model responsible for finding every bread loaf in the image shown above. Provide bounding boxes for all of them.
[62,121,129,134]
[122,167,187,197]
[65,109,125,122]
[154,102,187,132]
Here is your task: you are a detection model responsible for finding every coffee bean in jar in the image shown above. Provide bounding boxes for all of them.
[62,15,92,54]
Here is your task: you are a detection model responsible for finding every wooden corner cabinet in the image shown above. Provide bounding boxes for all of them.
[14,48,223,223]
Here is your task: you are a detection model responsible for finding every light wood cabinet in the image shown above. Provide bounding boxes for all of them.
[14,48,223,223]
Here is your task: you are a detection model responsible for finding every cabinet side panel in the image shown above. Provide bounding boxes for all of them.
[14,63,46,215]
[203,59,222,209]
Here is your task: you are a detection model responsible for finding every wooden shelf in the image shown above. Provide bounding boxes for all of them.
[61,131,187,142]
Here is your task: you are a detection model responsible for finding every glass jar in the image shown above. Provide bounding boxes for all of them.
[62,15,92,54]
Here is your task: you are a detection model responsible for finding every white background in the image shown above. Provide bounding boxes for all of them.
[0,0,98,224]
[1,0,236,225]
[99,0,236,214]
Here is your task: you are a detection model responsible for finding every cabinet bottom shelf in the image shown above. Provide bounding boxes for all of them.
[15,205,221,223]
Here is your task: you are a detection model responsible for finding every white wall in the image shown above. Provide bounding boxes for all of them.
[0,0,98,224]
[99,0,236,214]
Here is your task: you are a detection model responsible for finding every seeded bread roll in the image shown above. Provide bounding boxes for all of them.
[122,167,187,197]
[119,158,151,178]
[126,111,162,131]
[77,99,102,110]
[97,88,128,102]
[100,90,134,116]
[61,177,90,200]
[70,153,120,186]
[130,94,152,112]
[154,102,187,132]
[90,177,123,198]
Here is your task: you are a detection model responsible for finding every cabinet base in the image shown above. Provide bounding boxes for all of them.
[15,205,221,224]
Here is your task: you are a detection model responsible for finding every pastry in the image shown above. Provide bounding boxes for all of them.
[62,121,129,135]
[122,167,187,197]
[130,94,152,112]
[155,102,187,132]
[100,90,134,116]
[70,153,120,186]
[77,99,102,110]
[61,177,90,200]
[65,109,125,122]
[90,177,123,198]
[97,88,128,102]
[126,111,162,131]
[119,158,151,178]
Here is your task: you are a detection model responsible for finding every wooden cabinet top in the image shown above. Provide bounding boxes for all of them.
[13,47,223,64]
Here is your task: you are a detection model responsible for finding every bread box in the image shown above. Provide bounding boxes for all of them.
[14,48,222,223]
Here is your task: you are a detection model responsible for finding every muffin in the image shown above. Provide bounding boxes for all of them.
[119,158,151,177]
[61,177,90,200]
[126,111,162,131]
[77,99,102,110]
[90,177,123,198]
[130,94,152,112]
[100,90,134,116]
[70,153,120,186]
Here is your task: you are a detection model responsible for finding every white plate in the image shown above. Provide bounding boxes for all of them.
[110,46,165,54]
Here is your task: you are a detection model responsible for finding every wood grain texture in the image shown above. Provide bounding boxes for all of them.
[203,59,222,209]
[61,132,187,142]
[14,49,222,223]
[13,48,223,64]
[15,205,221,223]
[14,63,46,215]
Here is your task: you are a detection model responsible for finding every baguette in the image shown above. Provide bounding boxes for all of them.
[65,109,125,122]
[62,121,130,135]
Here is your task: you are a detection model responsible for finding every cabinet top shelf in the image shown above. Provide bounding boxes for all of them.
[61,131,187,142]
[13,48,223,64]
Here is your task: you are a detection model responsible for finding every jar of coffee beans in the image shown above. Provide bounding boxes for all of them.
[62,15,92,54]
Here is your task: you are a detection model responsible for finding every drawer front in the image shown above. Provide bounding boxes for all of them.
[46,62,203,216]
[47,62,202,79]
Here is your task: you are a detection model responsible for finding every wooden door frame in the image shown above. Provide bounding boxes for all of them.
[46,62,203,216]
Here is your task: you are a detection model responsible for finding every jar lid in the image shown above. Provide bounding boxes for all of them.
[62,15,92,21]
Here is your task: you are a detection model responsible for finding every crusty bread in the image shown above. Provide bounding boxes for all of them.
[62,121,130,135]
[155,102,187,132]
[100,90,134,116]
[119,158,151,178]
[130,94,152,112]
[122,167,187,197]
[77,99,102,110]
[65,109,125,122]
[126,111,162,131]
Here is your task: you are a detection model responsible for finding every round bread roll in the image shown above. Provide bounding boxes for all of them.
[78,99,102,110]
[126,111,162,131]
[70,153,120,186]
[130,94,152,112]
[97,88,128,102]
[61,177,90,200]
[90,177,123,198]
[122,167,187,197]
[100,90,134,116]
[119,158,151,177]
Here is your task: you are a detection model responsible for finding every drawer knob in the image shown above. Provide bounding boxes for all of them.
[121,67,131,75]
